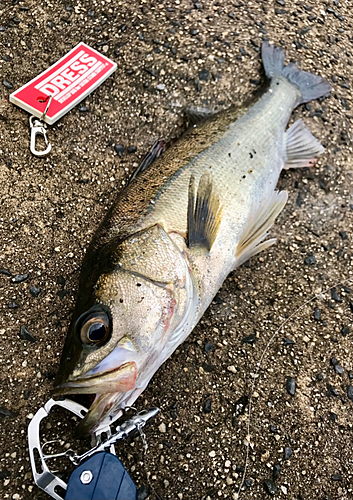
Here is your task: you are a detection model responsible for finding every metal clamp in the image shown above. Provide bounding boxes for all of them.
[28,398,159,500]
[73,407,160,465]
[29,115,52,157]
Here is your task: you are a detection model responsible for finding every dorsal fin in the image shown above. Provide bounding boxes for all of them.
[127,139,167,186]
[185,106,218,126]
[187,174,223,251]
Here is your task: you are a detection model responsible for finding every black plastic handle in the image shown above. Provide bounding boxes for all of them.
[65,452,136,500]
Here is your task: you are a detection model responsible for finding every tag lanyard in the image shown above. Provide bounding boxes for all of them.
[29,95,52,157]
[9,42,117,159]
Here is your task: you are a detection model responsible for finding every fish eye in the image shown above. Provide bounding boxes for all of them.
[77,309,111,345]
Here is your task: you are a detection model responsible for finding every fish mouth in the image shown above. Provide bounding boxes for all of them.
[53,361,137,436]
[53,361,137,396]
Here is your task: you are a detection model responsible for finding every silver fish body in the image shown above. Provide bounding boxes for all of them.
[54,42,331,434]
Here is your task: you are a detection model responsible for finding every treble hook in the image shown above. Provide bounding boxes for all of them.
[29,115,52,157]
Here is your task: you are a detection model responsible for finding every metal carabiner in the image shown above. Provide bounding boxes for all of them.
[28,398,88,500]
[29,115,52,157]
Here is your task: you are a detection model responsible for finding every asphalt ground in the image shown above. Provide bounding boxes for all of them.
[0,0,352,499]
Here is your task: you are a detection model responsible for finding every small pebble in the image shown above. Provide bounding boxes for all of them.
[284,447,293,460]
[327,384,339,397]
[198,69,209,81]
[313,308,321,320]
[29,286,41,297]
[331,289,342,303]
[11,274,29,283]
[286,377,296,396]
[2,79,13,89]
[0,269,11,276]
[281,485,288,495]
[158,422,166,433]
[0,407,16,418]
[203,398,212,414]
[204,342,215,353]
[283,337,295,346]
[127,145,137,154]
[114,144,125,156]
[136,485,150,500]
[57,290,68,299]
[23,390,30,400]
[264,479,278,496]
[304,254,316,265]
[19,325,36,343]
[0,469,10,479]
[273,463,281,479]
[347,386,353,402]
[331,473,343,481]
[339,231,347,240]
[156,83,165,91]
[56,275,66,285]
[202,363,215,372]
[242,334,257,344]
[334,364,344,375]
[331,357,338,366]
[8,302,19,309]
[341,326,349,336]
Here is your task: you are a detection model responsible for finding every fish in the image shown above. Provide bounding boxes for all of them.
[54,42,332,435]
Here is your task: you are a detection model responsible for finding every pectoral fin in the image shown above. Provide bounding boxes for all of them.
[235,190,288,267]
[187,174,223,251]
[284,119,324,169]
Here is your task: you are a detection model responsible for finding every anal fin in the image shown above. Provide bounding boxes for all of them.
[235,190,288,266]
[284,119,324,169]
[187,174,223,251]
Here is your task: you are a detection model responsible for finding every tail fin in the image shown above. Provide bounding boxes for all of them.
[261,41,332,104]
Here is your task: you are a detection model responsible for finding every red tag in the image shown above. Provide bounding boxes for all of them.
[10,43,117,125]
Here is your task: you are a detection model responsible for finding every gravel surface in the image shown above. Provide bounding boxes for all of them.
[0,0,353,499]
